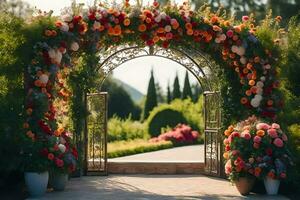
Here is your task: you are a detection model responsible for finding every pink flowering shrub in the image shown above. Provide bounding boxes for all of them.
[149,124,200,145]
[223,116,293,182]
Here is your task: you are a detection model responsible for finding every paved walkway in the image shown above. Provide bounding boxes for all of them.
[33,175,289,200]
[110,145,204,162]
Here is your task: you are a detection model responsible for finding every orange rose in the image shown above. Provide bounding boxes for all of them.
[240,97,248,104]
[23,123,30,129]
[114,25,122,36]
[256,130,265,137]
[249,80,256,86]
[185,23,192,30]
[138,24,147,32]
[186,29,194,36]
[245,90,252,96]
[123,18,131,26]
[34,79,43,87]
[26,108,33,115]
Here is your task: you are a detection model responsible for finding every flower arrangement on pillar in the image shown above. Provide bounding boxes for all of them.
[223,116,293,195]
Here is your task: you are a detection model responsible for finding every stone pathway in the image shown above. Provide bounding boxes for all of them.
[110,145,204,162]
[32,175,289,200]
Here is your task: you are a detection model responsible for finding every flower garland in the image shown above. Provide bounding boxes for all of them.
[23,1,283,170]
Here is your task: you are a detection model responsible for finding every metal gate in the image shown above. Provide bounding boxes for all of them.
[204,91,221,176]
[85,92,108,175]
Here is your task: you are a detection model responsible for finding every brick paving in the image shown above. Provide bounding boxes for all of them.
[33,175,289,200]
[110,145,204,162]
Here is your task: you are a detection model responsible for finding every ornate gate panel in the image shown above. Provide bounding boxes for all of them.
[85,92,108,175]
[204,91,221,176]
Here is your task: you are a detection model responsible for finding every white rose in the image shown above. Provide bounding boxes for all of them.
[70,42,79,51]
[60,23,69,32]
[154,15,162,23]
[93,21,101,30]
[164,25,171,32]
[240,56,247,64]
[160,12,167,19]
[58,144,66,153]
[250,98,260,108]
[254,94,263,101]
[55,51,62,64]
[215,38,221,43]
[231,45,238,53]
[95,13,102,20]
[256,87,263,95]
[61,14,73,22]
[256,81,264,88]
[220,34,226,41]
[260,76,266,82]
[236,46,245,56]
[39,74,49,84]
[48,49,56,59]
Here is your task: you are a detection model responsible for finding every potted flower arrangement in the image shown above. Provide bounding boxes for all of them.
[223,116,258,195]
[48,131,78,191]
[22,140,51,197]
[223,116,293,195]
[253,122,293,195]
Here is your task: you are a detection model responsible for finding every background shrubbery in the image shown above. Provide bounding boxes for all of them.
[108,116,147,142]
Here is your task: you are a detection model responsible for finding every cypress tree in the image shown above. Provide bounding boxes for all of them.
[172,74,181,100]
[182,71,193,99]
[143,70,158,120]
[167,83,172,103]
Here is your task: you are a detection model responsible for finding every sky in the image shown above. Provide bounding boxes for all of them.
[23,0,198,94]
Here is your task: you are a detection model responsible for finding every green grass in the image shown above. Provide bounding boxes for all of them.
[108,139,173,158]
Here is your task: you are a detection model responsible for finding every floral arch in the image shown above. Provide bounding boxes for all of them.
[23,1,282,175]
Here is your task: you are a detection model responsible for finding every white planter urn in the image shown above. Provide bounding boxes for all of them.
[24,171,49,197]
[264,177,280,195]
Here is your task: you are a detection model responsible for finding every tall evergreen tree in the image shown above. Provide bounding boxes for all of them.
[167,83,172,104]
[143,70,158,120]
[155,82,165,103]
[172,74,181,100]
[182,71,193,99]
[192,83,203,102]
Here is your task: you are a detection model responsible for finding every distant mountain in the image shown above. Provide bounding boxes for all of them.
[113,78,145,103]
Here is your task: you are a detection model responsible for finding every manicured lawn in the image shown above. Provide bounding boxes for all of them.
[108,139,173,158]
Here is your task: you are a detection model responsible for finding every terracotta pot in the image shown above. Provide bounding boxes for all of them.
[264,177,280,195]
[234,177,255,196]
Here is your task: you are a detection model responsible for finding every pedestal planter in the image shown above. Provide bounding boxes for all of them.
[24,171,49,197]
[234,177,255,196]
[264,177,280,195]
[51,173,68,191]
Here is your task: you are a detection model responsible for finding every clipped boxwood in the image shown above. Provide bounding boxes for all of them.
[147,107,187,137]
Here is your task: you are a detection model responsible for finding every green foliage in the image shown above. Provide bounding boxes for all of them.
[146,97,204,138]
[108,116,148,142]
[143,70,158,120]
[172,74,181,100]
[182,71,193,99]
[0,13,25,176]
[167,84,172,103]
[102,77,141,120]
[281,16,300,97]
[147,108,187,137]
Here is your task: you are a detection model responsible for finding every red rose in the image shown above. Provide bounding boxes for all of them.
[266,148,273,156]
[40,148,48,157]
[48,153,54,160]
[55,158,64,168]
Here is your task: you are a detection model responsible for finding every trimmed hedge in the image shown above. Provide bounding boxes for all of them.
[147,108,187,137]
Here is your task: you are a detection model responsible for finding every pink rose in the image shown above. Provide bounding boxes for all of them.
[231,150,239,156]
[271,123,281,129]
[55,158,64,167]
[223,138,229,145]
[274,138,284,148]
[253,135,261,143]
[232,132,240,138]
[226,30,234,38]
[241,130,251,140]
[242,15,249,22]
[282,134,288,141]
[256,123,270,130]
[280,172,286,179]
[225,160,232,175]
[267,128,278,138]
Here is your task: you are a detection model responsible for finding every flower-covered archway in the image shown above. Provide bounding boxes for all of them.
[23,1,282,175]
